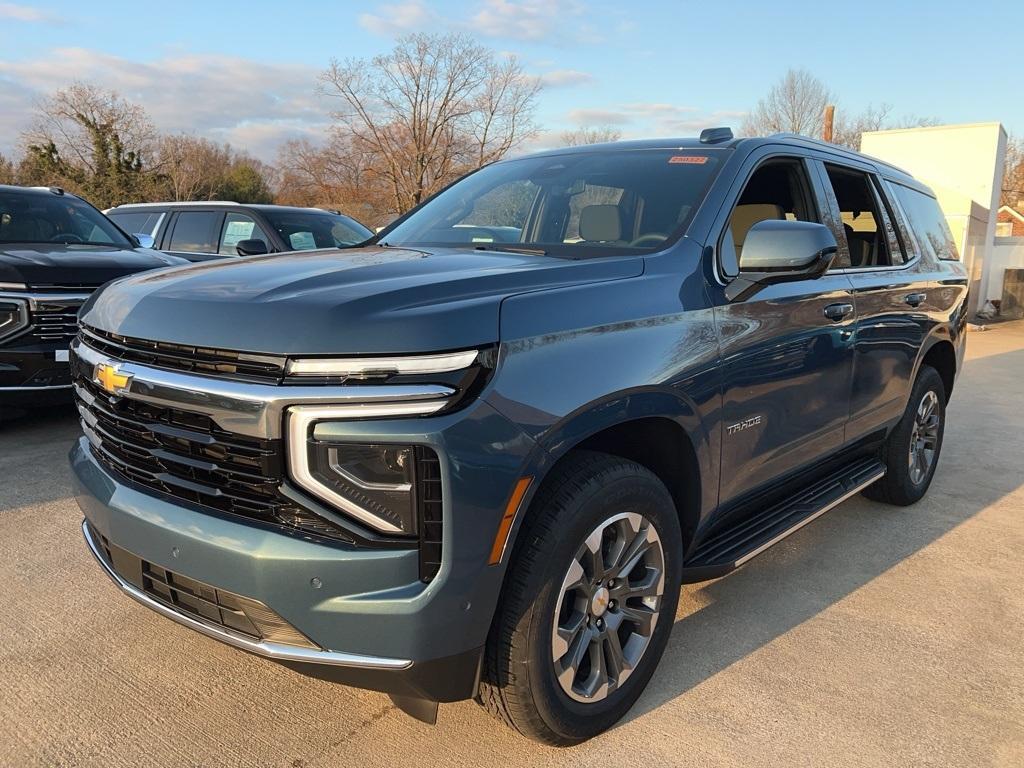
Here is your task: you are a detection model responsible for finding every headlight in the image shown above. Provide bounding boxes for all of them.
[0,298,29,343]
[287,403,444,535]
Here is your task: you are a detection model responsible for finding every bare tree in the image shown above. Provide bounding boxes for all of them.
[318,33,541,214]
[1002,134,1024,209]
[831,103,939,150]
[21,83,158,206]
[741,69,832,138]
[0,153,15,185]
[154,135,232,201]
[559,125,623,147]
[275,136,393,226]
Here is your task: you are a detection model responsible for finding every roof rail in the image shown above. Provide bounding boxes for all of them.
[111,200,240,208]
[764,132,911,176]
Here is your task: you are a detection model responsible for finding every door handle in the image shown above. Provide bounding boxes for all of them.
[823,303,854,321]
[904,292,927,307]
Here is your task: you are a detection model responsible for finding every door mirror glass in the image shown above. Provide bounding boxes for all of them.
[726,220,837,301]
[235,238,269,257]
[132,233,155,249]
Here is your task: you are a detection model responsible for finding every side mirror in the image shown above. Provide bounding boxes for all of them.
[132,233,156,249]
[236,238,269,257]
[725,220,837,302]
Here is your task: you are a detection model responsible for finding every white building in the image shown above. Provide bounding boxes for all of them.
[860,122,1007,313]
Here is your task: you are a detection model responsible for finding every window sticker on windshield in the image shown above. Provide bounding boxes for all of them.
[289,231,316,250]
[669,155,708,164]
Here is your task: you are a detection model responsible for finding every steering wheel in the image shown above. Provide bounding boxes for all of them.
[50,233,85,243]
[629,233,668,248]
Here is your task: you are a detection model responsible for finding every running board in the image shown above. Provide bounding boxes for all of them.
[681,458,885,583]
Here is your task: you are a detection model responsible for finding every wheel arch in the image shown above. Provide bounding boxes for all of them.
[503,389,714,568]
[915,332,957,402]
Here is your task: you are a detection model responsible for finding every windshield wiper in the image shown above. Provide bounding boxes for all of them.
[473,244,547,256]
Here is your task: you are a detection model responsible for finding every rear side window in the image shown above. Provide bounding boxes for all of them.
[108,211,163,237]
[168,211,223,253]
[890,183,960,261]
[823,165,896,269]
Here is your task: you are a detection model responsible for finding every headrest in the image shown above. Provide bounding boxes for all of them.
[579,205,622,242]
[730,204,784,246]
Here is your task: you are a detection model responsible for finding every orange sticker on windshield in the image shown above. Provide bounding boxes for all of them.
[669,155,708,164]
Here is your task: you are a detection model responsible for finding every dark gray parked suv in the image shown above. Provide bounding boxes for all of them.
[106,202,372,262]
[70,130,968,744]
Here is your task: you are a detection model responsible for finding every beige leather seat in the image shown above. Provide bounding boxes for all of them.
[578,204,623,243]
[730,203,784,262]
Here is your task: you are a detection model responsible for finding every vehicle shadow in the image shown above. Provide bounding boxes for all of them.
[621,344,1024,725]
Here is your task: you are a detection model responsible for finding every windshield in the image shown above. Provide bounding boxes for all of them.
[260,209,373,251]
[0,189,133,248]
[380,148,727,257]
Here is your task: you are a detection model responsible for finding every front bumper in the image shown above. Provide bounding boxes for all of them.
[71,366,537,702]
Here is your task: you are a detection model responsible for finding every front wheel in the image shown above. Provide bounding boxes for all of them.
[479,451,682,745]
[864,364,946,506]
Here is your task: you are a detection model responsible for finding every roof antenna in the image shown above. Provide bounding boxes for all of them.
[699,127,733,144]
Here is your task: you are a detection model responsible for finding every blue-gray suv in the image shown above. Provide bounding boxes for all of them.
[69,130,968,744]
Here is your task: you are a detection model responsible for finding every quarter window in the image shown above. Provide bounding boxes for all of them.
[889,183,960,262]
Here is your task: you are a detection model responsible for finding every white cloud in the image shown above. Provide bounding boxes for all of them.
[564,103,747,137]
[539,69,592,88]
[469,0,584,41]
[0,2,60,22]
[566,108,632,126]
[358,1,435,36]
[0,48,326,160]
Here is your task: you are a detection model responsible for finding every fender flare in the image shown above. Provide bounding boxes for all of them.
[496,386,716,568]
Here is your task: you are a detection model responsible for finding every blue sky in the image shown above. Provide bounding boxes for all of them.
[0,0,1016,161]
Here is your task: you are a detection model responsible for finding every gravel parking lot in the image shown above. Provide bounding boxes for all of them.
[2,322,1022,768]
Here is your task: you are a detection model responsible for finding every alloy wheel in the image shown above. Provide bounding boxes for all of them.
[551,512,665,703]
[908,389,940,485]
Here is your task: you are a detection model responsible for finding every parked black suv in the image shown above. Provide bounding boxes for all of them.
[0,185,184,413]
[70,132,967,744]
[106,202,373,261]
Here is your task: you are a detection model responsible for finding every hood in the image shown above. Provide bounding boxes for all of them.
[0,244,185,288]
[80,246,643,355]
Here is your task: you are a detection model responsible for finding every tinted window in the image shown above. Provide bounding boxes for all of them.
[260,209,372,251]
[824,165,894,269]
[890,183,960,261]
[219,213,269,255]
[380,148,726,258]
[0,190,132,247]
[108,211,163,238]
[168,211,223,253]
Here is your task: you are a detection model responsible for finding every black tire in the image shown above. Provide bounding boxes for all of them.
[863,365,946,506]
[479,450,682,746]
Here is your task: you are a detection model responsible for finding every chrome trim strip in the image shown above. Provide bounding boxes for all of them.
[0,384,73,391]
[72,338,454,439]
[733,467,886,567]
[286,404,445,534]
[81,520,413,670]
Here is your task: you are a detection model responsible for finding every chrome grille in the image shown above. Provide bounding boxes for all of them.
[74,375,353,543]
[80,324,286,383]
[30,301,83,342]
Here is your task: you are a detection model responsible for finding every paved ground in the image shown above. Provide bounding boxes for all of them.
[2,323,1023,768]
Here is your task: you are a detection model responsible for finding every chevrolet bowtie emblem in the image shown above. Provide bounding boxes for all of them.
[94,363,132,395]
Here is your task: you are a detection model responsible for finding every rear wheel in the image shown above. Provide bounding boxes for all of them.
[479,451,682,745]
[864,365,946,506]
